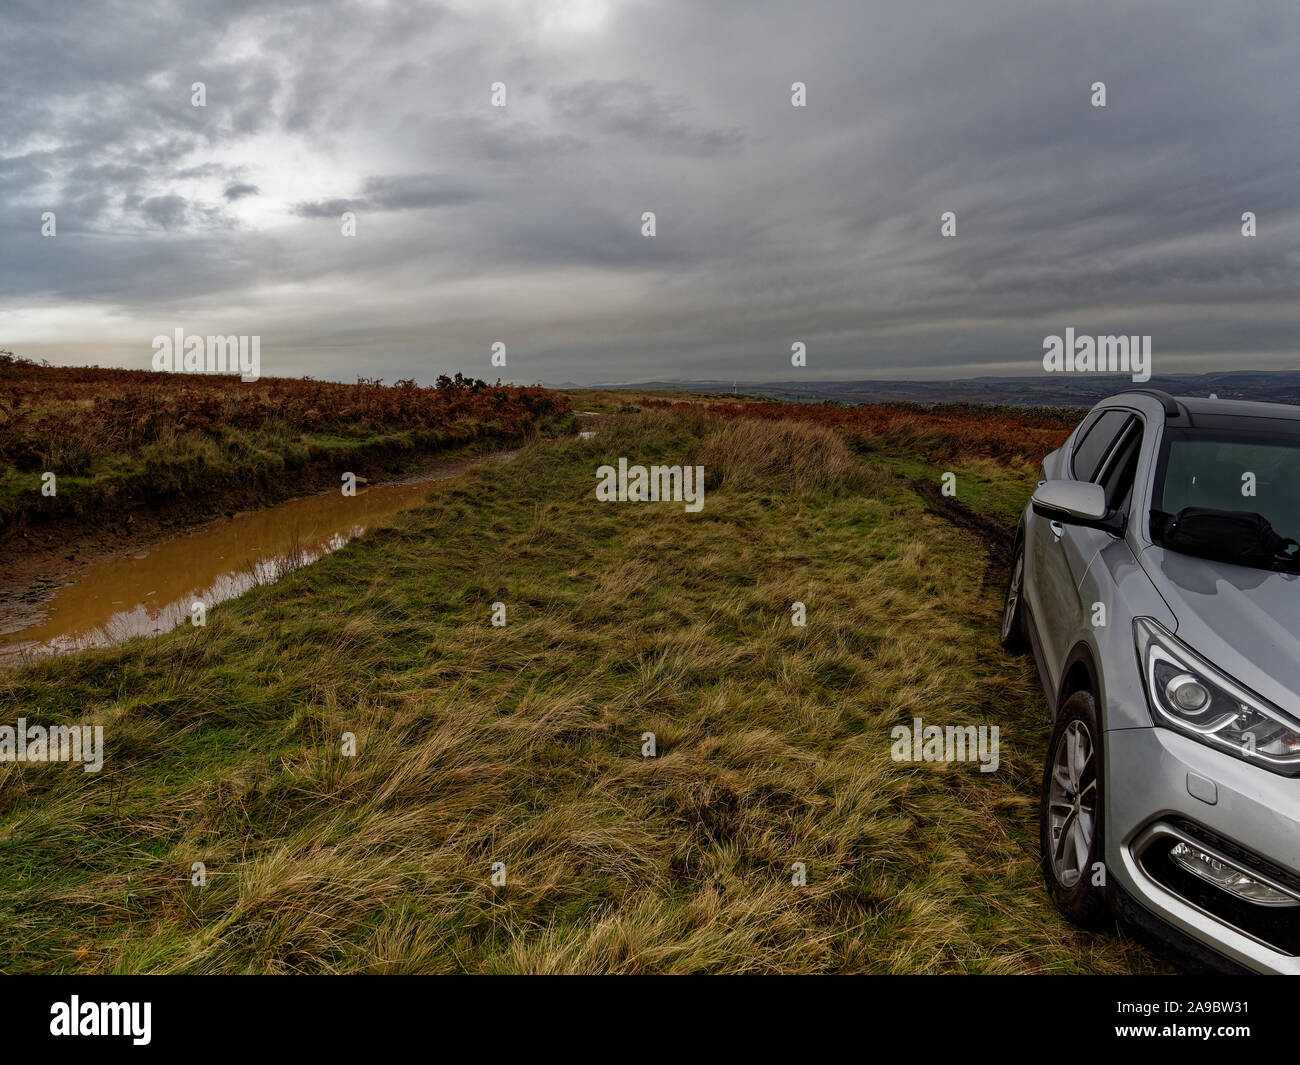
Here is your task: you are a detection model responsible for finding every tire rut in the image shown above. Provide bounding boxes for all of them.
[910,478,1015,589]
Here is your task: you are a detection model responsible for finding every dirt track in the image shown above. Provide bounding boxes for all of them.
[910,478,1015,590]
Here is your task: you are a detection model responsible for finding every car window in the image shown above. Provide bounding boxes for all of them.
[1098,421,1142,511]
[1070,409,1104,445]
[1071,410,1131,481]
[1156,430,1300,539]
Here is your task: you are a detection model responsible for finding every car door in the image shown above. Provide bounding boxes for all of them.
[1027,408,1135,695]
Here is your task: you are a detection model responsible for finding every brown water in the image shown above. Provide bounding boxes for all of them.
[0,453,511,665]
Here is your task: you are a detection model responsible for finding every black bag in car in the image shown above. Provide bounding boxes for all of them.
[1152,507,1300,570]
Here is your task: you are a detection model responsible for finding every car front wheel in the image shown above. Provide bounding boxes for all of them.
[1039,690,1110,928]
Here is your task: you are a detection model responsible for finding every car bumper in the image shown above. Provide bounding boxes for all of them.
[1107,725,1300,974]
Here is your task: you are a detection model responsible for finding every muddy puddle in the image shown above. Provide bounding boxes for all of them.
[0,452,512,665]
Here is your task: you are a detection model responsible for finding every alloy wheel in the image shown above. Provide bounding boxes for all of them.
[1047,720,1097,888]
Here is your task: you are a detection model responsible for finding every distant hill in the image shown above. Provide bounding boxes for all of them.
[589,371,1300,409]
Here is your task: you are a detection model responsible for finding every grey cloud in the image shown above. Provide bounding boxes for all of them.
[363,175,482,210]
[292,174,482,218]
[4,0,1300,385]
[130,193,222,231]
[446,120,588,163]
[547,80,744,156]
[291,197,358,219]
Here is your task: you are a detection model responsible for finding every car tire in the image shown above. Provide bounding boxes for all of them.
[999,539,1029,653]
[1039,690,1110,929]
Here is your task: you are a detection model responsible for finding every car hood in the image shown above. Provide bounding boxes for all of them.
[1138,544,1300,716]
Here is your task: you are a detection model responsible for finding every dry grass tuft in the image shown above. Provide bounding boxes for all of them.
[698,419,874,495]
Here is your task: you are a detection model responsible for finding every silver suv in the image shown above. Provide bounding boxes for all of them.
[1001,390,1300,973]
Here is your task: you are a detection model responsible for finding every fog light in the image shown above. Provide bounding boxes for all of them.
[1169,841,1297,906]
[1165,673,1211,714]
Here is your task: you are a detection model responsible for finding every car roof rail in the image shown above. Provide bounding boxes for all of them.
[1115,388,1184,419]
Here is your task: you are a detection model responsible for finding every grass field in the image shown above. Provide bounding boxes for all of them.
[0,403,1164,973]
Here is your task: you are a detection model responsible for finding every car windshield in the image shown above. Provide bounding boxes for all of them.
[1155,425,1300,548]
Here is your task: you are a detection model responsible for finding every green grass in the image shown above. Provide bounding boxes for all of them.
[0,409,1162,973]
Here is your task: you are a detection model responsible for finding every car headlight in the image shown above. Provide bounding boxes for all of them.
[1134,617,1300,775]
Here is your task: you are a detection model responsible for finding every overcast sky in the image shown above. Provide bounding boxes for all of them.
[3,0,1298,384]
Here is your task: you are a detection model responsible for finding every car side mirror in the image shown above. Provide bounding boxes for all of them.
[1032,479,1126,535]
